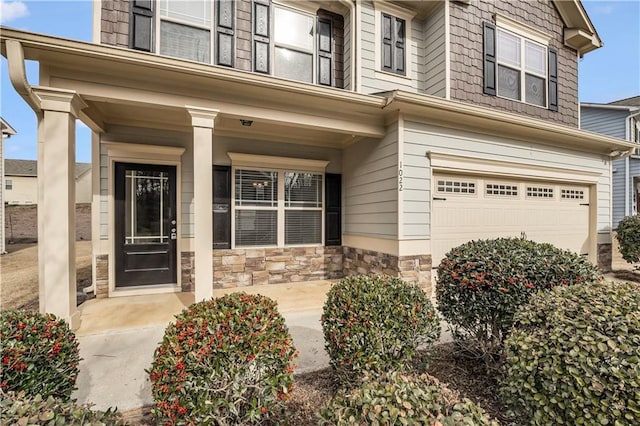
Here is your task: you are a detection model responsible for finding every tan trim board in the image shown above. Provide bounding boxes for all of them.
[343,234,399,256]
[227,152,330,172]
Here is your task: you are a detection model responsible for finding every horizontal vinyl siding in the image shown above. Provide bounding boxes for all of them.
[403,121,611,237]
[360,1,419,94]
[580,108,628,139]
[424,1,446,97]
[344,125,398,239]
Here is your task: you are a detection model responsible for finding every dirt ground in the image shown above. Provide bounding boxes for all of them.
[0,241,93,311]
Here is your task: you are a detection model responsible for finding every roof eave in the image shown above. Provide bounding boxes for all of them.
[552,0,603,57]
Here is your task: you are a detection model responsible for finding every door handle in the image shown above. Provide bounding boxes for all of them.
[433,197,447,201]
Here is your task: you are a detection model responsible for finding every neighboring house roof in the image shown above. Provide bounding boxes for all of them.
[1,117,17,136]
[4,159,91,178]
[609,96,640,107]
[581,96,640,111]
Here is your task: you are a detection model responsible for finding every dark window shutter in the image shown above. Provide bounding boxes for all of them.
[130,0,154,52]
[394,17,405,74]
[325,173,341,246]
[381,13,393,71]
[253,0,271,73]
[317,17,333,86]
[216,0,235,67]
[213,165,231,249]
[483,22,496,96]
[548,48,558,112]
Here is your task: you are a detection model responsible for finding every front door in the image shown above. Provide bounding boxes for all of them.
[115,162,177,287]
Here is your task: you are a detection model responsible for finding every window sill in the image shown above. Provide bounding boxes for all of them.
[375,70,413,86]
[495,94,549,111]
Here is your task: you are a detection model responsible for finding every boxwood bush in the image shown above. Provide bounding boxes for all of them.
[321,275,440,385]
[436,238,602,367]
[0,392,126,426]
[318,372,498,425]
[616,215,640,267]
[148,293,297,425]
[503,281,640,425]
[0,310,80,401]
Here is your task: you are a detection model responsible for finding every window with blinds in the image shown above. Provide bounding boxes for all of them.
[234,169,278,246]
[285,173,322,245]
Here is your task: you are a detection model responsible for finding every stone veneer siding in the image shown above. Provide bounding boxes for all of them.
[95,254,109,298]
[213,246,344,288]
[448,0,579,127]
[101,0,130,47]
[342,247,432,294]
[181,251,195,292]
[597,243,612,273]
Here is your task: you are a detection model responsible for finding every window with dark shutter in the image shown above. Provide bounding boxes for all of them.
[325,173,341,246]
[548,48,558,111]
[213,165,231,249]
[253,0,271,73]
[216,0,235,67]
[381,13,405,75]
[483,22,497,96]
[130,0,154,52]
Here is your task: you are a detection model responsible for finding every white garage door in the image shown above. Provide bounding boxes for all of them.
[431,174,590,266]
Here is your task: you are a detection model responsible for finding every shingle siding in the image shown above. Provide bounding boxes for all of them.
[235,0,252,71]
[101,0,130,48]
[449,0,579,127]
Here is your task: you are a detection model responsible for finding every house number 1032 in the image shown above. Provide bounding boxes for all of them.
[398,162,404,191]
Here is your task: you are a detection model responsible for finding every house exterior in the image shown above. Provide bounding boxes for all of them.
[1,117,17,254]
[3,159,92,205]
[1,0,636,328]
[581,96,640,227]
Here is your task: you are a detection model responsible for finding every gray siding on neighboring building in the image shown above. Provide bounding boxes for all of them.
[611,157,640,227]
[448,0,579,127]
[580,107,628,139]
[343,126,398,239]
[424,1,446,97]
[403,120,612,237]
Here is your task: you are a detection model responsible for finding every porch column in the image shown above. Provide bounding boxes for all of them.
[33,87,87,329]
[187,107,219,301]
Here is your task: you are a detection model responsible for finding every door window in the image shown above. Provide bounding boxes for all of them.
[124,169,172,244]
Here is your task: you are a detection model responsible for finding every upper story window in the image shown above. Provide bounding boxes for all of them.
[273,6,315,83]
[381,13,405,76]
[5,179,12,190]
[483,15,558,111]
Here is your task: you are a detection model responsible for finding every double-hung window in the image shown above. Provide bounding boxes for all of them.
[273,6,315,84]
[5,179,12,190]
[496,29,547,107]
[234,168,323,248]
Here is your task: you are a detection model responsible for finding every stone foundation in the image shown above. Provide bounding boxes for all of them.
[213,246,344,288]
[597,243,612,273]
[181,251,195,292]
[342,247,432,294]
[95,254,109,298]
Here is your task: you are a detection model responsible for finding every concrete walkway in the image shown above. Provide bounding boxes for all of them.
[73,281,334,411]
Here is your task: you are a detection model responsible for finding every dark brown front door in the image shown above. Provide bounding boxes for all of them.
[115,163,177,287]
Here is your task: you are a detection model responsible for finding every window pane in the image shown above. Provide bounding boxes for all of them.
[525,74,546,106]
[285,173,322,207]
[235,210,277,246]
[525,41,546,75]
[285,210,321,245]
[160,21,210,63]
[497,30,520,67]
[125,170,170,244]
[396,18,405,42]
[235,169,278,207]
[274,7,314,51]
[498,65,521,100]
[274,47,313,83]
[159,0,211,27]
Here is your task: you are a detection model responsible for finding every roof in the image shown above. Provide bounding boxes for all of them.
[609,96,640,107]
[4,159,91,178]
[581,96,640,111]
[1,117,17,136]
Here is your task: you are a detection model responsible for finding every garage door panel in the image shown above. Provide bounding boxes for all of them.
[432,175,590,266]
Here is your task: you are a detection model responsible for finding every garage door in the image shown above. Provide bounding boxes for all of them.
[431,174,590,266]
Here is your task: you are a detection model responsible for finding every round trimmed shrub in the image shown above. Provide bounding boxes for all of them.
[502,281,640,425]
[1,392,126,426]
[319,372,498,425]
[148,293,298,425]
[616,215,640,266]
[436,238,602,365]
[0,310,81,401]
[321,275,440,385]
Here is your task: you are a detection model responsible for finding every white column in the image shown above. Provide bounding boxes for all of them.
[33,87,87,330]
[187,107,219,301]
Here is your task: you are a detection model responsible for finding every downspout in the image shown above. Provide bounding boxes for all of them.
[5,40,41,112]
[624,110,640,217]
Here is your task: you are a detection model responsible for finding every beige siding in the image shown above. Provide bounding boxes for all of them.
[4,176,38,205]
[424,1,446,97]
[403,120,611,239]
[75,170,92,204]
[343,125,398,239]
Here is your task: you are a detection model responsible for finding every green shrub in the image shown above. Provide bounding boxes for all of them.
[148,293,297,425]
[616,215,640,267]
[321,275,440,385]
[319,372,498,425]
[0,310,81,400]
[502,281,640,425]
[436,238,602,366]
[0,392,126,426]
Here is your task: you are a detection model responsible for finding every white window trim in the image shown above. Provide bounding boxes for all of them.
[494,14,551,46]
[156,1,217,64]
[373,2,416,85]
[228,153,329,249]
[496,25,549,109]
